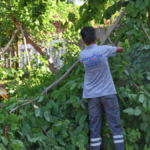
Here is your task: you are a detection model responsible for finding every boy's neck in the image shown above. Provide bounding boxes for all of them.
[86,41,96,46]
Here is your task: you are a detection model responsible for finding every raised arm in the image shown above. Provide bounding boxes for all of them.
[116,47,124,53]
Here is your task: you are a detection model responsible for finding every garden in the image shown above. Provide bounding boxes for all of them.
[0,0,150,150]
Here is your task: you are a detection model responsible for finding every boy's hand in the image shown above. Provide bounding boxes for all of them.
[116,47,124,53]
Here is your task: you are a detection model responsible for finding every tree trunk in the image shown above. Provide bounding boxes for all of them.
[11,17,58,74]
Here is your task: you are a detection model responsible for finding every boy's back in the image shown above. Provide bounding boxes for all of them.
[79,44,117,98]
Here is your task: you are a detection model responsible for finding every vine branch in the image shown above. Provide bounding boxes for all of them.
[42,127,55,145]
[140,18,150,41]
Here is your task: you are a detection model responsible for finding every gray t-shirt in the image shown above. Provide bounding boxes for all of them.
[79,44,117,98]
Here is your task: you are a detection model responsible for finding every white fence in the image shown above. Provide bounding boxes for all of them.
[0,48,14,68]
[0,40,66,70]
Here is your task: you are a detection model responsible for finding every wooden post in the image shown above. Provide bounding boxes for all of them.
[20,26,30,79]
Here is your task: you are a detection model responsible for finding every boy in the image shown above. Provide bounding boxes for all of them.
[79,26,124,150]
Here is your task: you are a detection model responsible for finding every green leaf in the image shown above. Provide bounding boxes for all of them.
[139,94,145,103]
[124,70,129,76]
[146,126,150,137]
[83,122,89,134]
[19,0,24,6]
[44,111,50,122]
[54,146,65,150]
[77,82,83,89]
[22,124,30,135]
[35,108,40,117]
[140,3,145,10]
[144,0,149,6]
[66,80,75,85]
[1,136,8,146]
[79,114,87,126]
[15,140,24,147]
[70,95,76,103]
[37,96,44,102]
[46,102,52,108]
[11,123,18,130]
[0,143,7,150]
[143,100,147,108]
[103,11,111,20]
[126,17,131,25]
[52,102,58,115]
[128,94,137,101]
[143,114,148,122]
[107,6,116,14]
[123,108,134,115]
[0,114,4,123]
[56,136,66,146]
[135,0,141,8]
[140,122,148,131]
[70,83,77,90]
[51,90,60,99]
[7,103,16,110]
[125,4,132,14]
[134,107,142,116]
[78,134,85,143]
[147,75,150,80]
[8,114,18,123]
[81,102,86,109]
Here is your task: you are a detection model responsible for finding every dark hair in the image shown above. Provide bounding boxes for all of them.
[80,26,96,44]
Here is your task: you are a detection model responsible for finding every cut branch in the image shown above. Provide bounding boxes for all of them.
[41,60,80,95]
[10,99,35,113]
[101,9,125,45]
[140,18,150,41]
[0,30,18,56]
